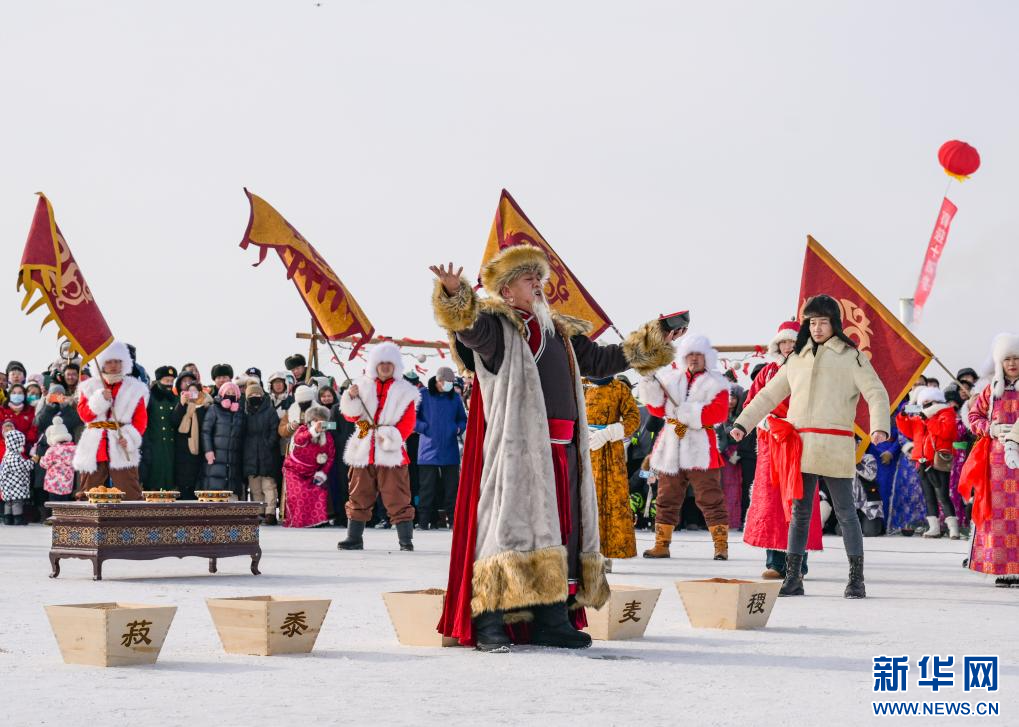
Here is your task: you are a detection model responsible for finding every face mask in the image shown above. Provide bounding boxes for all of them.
[9,394,25,405]
[27,394,40,405]
[439,381,454,393]
[247,397,263,408]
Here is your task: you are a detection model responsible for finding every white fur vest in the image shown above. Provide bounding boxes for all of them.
[73,376,150,473]
[639,369,728,474]
[339,377,420,467]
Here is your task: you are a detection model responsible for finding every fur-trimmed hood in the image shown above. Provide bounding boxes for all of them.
[916,386,946,407]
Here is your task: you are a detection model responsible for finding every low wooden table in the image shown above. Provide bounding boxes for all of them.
[48,501,262,580]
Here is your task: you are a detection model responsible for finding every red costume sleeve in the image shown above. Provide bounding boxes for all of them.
[394,401,416,441]
[78,393,97,423]
[131,397,148,436]
[699,390,729,428]
[646,403,666,418]
[895,412,917,440]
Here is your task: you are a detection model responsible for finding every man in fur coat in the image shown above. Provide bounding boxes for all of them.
[639,335,732,560]
[430,248,677,652]
[73,341,150,500]
[336,342,421,552]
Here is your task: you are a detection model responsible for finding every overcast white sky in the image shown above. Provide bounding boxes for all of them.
[2,1,1015,382]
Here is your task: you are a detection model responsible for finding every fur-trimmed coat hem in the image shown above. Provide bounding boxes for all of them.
[470,546,569,616]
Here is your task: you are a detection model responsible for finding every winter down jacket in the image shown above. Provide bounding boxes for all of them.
[734,336,890,479]
[243,396,281,479]
[201,404,246,493]
[415,378,467,466]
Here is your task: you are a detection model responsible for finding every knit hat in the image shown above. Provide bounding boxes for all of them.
[46,415,72,446]
[294,384,317,405]
[218,381,241,399]
[27,373,44,388]
[5,360,26,376]
[268,370,289,386]
[210,363,234,380]
[245,366,262,380]
[367,342,404,380]
[245,380,265,399]
[990,333,1019,397]
[436,366,455,383]
[676,334,719,371]
[285,353,307,371]
[403,371,420,384]
[768,320,801,358]
[48,383,66,397]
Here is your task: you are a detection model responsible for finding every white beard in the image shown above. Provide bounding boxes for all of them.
[531,296,556,336]
[101,373,124,385]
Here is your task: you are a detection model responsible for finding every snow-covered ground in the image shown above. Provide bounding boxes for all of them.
[2,524,1015,726]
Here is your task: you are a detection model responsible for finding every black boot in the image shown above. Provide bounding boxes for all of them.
[994,576,1019,588]
[472,610,511,653]
[844,554,866,599]
[396,521,414,551]
[779,553,805,596]
[2,514,12,526]
[530,602,592,649]
[13,514,25,526]
[337,520,365,550]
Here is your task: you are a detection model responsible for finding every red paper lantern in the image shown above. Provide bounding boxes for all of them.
[938,140,980,181]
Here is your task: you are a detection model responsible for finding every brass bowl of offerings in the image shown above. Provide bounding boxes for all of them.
[196,490,232,503]
[85,486,125,504]
[143,490,180,503]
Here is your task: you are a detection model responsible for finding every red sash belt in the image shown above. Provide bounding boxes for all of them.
[768,421,853,520]
[548,418,575,545]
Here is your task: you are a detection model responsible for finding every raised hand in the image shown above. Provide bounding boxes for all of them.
[429,262,464,295]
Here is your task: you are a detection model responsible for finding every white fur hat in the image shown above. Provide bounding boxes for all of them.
[916,386,946,407]
[366,342,404,380]
[46,415,72,446]
[676,334,719,371]
[94,341,132,371]
[990,333,1019,397]
[294,384,317,405]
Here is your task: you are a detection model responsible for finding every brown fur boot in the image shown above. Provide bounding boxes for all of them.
[710,524,729,561]
[642,523,674,558]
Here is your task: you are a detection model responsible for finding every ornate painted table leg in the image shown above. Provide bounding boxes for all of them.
[250,549,262,575]
[92,558,103,581]
[209,557,218,574]
[49,554,60,578]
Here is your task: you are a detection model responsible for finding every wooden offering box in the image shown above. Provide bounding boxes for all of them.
[382,589,458,647]
[675,578,782,630]
[206,596,331,656]
[48,501,262,580]
[45,602,177,667]
[583,584,662,640]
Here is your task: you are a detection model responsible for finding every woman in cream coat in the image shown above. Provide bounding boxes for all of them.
[731,295,890,599]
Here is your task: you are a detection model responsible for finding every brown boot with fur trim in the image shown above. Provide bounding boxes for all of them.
[642,523,673,558]
[710,524,729,561]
